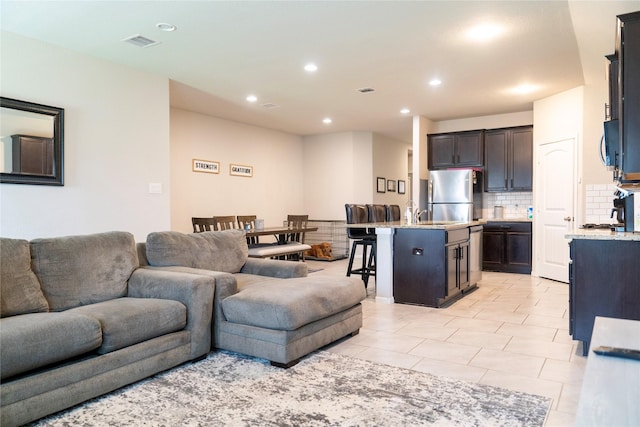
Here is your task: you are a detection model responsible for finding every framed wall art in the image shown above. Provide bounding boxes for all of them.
[377,177,386,193]
[230,163,253,177]
[398,180,406,194]
[192,159,220,174]
[387,179,396,192]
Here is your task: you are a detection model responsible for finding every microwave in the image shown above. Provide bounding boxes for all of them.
[602,119,620,169]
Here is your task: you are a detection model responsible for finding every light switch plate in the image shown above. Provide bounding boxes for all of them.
[148,183,162,194]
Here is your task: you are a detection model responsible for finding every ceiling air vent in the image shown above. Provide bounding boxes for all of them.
[261,103,280,109]
[122,34,160,48]
[357,87,376,93]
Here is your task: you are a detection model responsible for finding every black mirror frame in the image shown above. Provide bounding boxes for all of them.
[0,97,64,186]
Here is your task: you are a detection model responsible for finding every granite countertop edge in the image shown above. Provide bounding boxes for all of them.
[565,229,640,241]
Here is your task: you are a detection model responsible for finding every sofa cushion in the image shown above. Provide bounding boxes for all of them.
[30,231,138,311]
[67,297,187,354]
[146,230,248,274]
[0,238,49,317]
[0,312,102,380]
[221,276,366,330]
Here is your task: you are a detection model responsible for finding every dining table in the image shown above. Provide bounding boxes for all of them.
[245,225,318,244]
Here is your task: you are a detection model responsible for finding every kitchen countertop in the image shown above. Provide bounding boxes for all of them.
[346,221,484,231]
[482,217,532,223]
[565,227,640,241]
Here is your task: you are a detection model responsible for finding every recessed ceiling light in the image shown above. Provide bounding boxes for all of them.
[429,79,442,86]
[512,84,538,95]
[400,108,411,114]
[156,23,176,32]
[466,23,504,43]
[304,63,318,72]
[246,95,258,103]
[323,118,332,124]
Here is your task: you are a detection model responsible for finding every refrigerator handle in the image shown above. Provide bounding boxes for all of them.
[428,179,433,204]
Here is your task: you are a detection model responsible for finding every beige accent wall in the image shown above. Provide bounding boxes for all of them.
[0,32,171,241]
[170,108,304,233]
[372,133,411,208]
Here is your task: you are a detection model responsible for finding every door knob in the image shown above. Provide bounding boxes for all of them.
[564,216,572,222]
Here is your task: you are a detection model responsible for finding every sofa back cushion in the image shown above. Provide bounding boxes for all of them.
[30,232,138,311]
[146,230,248,274]
[0,238,49,317]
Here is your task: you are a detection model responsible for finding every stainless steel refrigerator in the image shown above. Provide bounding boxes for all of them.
[428,169,483,221]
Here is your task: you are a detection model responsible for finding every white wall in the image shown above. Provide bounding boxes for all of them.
[170,108,304,233]
[302,132,372,220]
[0,32,171,241]
[372,133,411,208]
[432,111,534,133]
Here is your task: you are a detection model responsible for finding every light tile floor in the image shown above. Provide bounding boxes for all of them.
[307,258,585,427]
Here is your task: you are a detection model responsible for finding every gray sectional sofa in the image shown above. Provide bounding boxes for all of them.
[0,232,215,427]
[141,229,366,367]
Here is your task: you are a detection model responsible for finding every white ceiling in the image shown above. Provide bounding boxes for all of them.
[1,1,639,142]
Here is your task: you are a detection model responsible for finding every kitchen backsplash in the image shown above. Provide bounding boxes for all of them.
[479,184,624,223]
[482,192,533,219]
[585,183,619,224]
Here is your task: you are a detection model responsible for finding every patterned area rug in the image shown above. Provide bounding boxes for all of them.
[33,351,551,426]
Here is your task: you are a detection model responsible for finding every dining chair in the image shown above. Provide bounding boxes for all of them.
[213,216,238,231]
[345,204,376,288]
[237,215,260,245]
[284,214,309,261]
[385,204,401,222]
[192,217,215,233]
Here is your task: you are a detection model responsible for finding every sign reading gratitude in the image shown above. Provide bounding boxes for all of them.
[230,164,253,177]
[192,159,220,174]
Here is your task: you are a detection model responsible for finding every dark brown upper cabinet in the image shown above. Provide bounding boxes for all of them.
[616,11,640,182]
[484,126,533,192]
[427,130,484,170]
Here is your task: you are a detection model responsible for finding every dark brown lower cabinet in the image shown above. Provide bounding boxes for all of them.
[393,227,475,308]
[569,238,640,355]
[482,222,531,274]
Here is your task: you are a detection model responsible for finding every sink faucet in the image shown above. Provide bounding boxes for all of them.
[413,209,427,223]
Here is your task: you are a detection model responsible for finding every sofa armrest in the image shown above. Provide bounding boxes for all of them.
[127,268,214,360]
[138,266,239,349]
[240,258,308,278]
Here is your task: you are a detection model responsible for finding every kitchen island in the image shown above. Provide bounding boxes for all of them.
[565,228,640,354]
[347,221,483,306]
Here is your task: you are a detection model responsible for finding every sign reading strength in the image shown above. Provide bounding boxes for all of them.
[192,159,220,174]
[230,164,253,177]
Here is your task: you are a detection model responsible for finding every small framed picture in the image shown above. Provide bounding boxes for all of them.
[398,180,406,194]
[230,164,253,177]
[377,177,386,193]
[387,179,396,192]
[192,159,220,174]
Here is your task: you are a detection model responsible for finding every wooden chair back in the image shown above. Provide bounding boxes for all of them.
[285,215,308,243]
[213,216,238,231]
[192,217,215,233]
[237,215,259,245]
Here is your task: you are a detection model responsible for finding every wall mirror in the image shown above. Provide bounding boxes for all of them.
[0,97,64,185]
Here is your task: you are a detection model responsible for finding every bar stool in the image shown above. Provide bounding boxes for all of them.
[345,204,376,288]
[385,204,401,221]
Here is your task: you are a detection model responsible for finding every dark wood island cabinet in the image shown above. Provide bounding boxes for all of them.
[568,234,640,355]
[393,227,476,307]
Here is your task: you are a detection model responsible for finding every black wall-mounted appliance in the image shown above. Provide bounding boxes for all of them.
[602,119,620,169]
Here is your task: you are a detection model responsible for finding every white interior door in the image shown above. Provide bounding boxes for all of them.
[535,137,576,283]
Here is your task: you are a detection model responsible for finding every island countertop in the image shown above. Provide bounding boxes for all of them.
[565,228,640,241]
[345,220,485,231]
